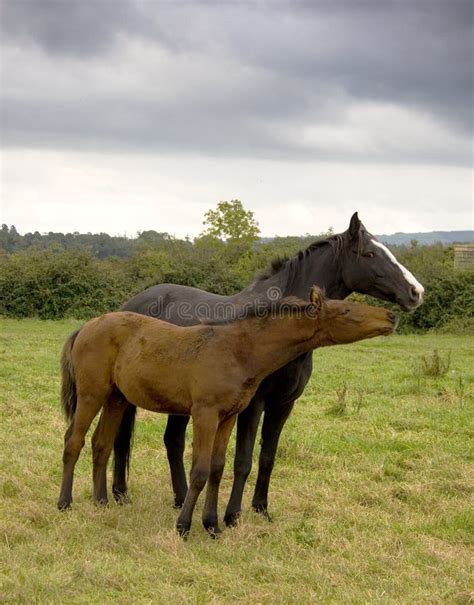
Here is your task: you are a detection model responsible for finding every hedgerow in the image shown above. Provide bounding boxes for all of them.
[0,236,472,332]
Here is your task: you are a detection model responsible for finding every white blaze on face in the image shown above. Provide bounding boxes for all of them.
[371,239,425,303]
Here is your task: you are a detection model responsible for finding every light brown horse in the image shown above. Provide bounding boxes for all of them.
[58,287,396,537]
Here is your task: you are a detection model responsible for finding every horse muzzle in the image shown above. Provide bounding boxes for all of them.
[397,288,424,311]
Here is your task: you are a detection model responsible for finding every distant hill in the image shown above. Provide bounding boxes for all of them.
[260,231,473,246]
[374,231,473,246]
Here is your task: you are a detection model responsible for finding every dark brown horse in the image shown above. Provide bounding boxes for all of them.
[58,287,397,537]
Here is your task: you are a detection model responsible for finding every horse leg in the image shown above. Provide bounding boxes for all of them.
[251,400,295,520]
[202,415,237,537]
[163,414,190,508]
[92,399,129,506]
[57,423,74,508]
[57,394,104,510]
[176,409,219,538]
[112,404,136,503]
[224,397,265,527]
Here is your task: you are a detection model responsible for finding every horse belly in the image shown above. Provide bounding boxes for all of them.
[116,374,191,416]
[143,391,191,415]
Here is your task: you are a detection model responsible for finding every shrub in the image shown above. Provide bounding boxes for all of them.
[409,272,474,332]
[0,249,130,319]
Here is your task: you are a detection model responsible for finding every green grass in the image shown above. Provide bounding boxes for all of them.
[0,318,473,604]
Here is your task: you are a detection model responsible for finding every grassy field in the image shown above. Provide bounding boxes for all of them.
[0,318,473,604]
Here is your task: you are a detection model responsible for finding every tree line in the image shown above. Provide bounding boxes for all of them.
[1,202,472,332]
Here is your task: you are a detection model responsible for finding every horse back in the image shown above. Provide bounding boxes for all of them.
[72,312,151,377]
[121,283,239,326]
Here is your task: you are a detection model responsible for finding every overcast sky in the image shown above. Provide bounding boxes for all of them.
[1,0,472,237]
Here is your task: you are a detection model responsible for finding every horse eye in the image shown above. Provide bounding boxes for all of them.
[364,251,375,258]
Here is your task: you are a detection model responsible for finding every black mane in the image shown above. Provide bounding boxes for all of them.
[256,232,348,283]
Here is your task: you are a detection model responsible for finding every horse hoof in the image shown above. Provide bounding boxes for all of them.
[94,499,109,508]
[173,500,184,510]
[176,523,191,539]
[207,527,222,539]
[224,511,241,528]
[253,505,273,523]
[203,519,222,538]
[113,490,131,505]
[57,500,71,511]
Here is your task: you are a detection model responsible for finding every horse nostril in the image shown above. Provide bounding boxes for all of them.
[388,312,397,323]
[410,286,420,301]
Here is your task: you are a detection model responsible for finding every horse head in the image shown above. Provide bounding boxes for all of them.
[307,286,398,345]
[341,213,424,311]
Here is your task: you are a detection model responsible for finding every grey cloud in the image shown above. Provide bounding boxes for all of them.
[1,0,472,163]
[189,1,473,131]
[4,94,469,167]
[0,0,148,56]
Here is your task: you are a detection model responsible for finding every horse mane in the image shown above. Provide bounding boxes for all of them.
[256,232,347,282]
[202,295,317,326]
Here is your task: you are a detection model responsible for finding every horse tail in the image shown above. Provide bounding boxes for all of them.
[60,329,81,423]
[113,404,137,477]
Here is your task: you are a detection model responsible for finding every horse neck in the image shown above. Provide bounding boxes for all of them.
[244,242,351,301]
[236,316,317,379]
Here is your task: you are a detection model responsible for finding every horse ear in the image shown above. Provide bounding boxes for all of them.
[349,212,361,239]
[309,286,324,313]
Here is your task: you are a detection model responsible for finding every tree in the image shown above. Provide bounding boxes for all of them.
[201,200,260,243]
[0,225,21,253]
[137,230,171,243]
